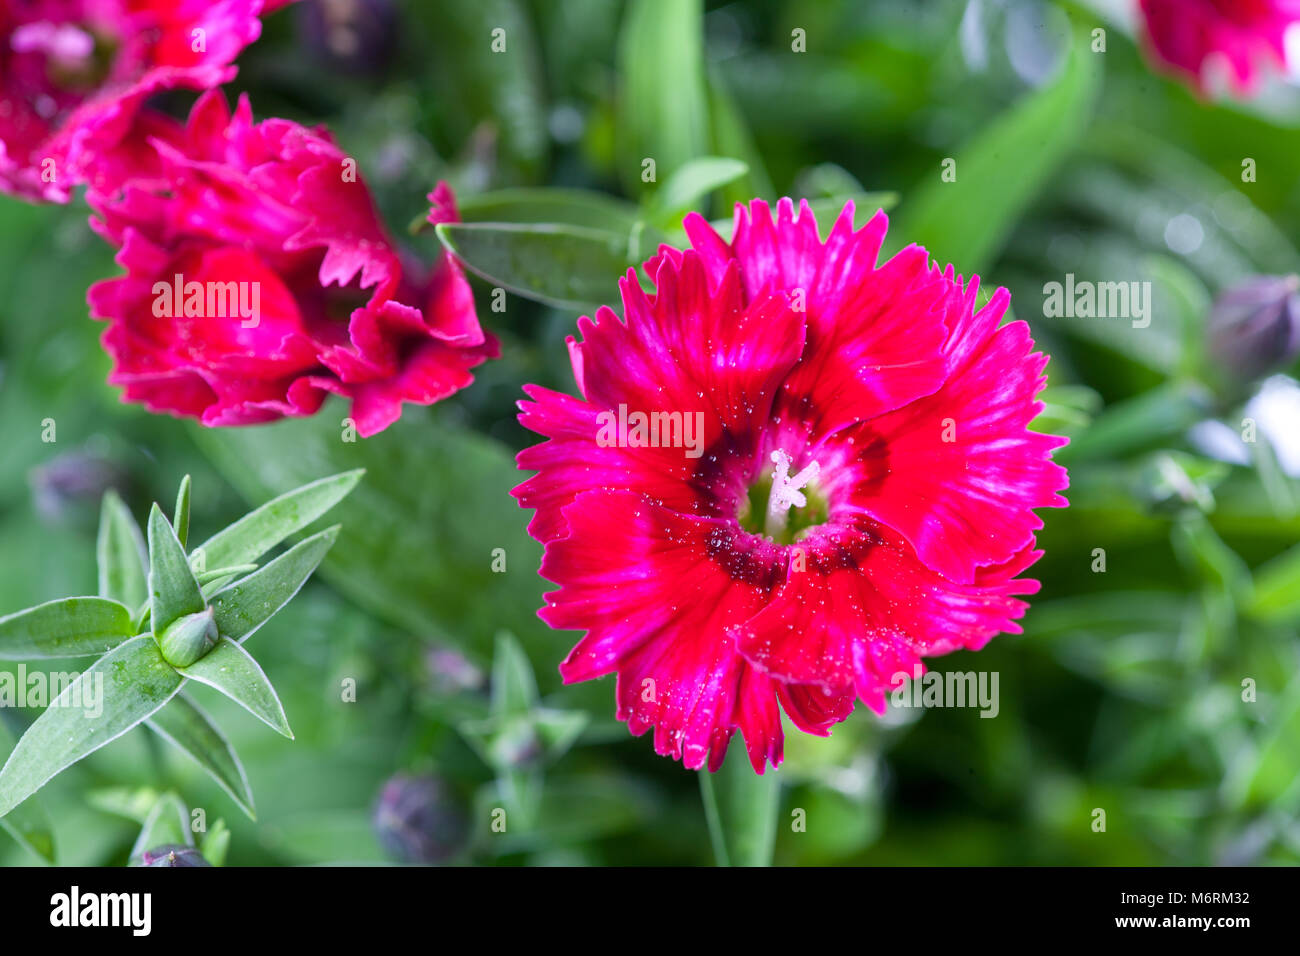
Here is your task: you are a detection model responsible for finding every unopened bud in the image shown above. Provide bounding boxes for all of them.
[136,845,211,867]
[298,0,397,74]
[28,452,127,525]
[1209,274,1300,382]
[372,774,468,864]
[425,646,485,695]
[157,607,218,667]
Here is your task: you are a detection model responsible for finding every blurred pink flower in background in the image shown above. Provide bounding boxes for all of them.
[0,0,290,202]
[1136,0,1300,95]
[87,91,496,436]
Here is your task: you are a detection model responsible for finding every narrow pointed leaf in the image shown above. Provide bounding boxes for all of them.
[456,188,643,231]
[194,469,362,570]
[707,70,775,207]
[435,221,629,311]
[132,565,262,633]
[129,792,191,862]
[894,25,1100,274]
[97,490,148,609]
[209,527,338,644]
[0,721,55,862]
[0,795,55,862]
[147,694,255,819]
[147,505,204,634]
[191,408,561,667]
[617,0,709,194]
[199,819,230,866]
[491,632,538,718]
[533,708,589,762]
[196,565,257,587]
[650,156,748,224]
[0,597,134,660]
[177,638,292,739]
[1249,541,1300,623]
[86,786,164,824]
[0,635,184,819]
[173,475,192,549]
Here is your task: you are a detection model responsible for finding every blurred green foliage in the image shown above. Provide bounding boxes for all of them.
[2,0,1300,866]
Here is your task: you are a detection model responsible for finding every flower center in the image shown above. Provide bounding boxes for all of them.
[12,21,116,93]
[737,449,828,544]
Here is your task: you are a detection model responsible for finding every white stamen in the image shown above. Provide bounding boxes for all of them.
[765,449,820,538]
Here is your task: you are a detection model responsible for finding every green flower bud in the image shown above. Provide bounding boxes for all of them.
[157,606,218,667]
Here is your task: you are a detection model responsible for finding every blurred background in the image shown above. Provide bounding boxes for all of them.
[2,0,1300,865]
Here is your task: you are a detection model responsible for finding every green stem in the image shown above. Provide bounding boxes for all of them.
[1055,380,1212,465]
[698,747,781,866]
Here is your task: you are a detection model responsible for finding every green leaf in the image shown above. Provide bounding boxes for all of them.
[1171,513,1251,601]
[96,490,147,609]
[147,504,204,634]
[436,221,629,311]
[650,156,749,225]
[131,566,260,635]
[707,69,775,207]
[86,786,164,824]
[407,0,547,178]
[617,0,709,195]
[456,188,642,232]
[0,596,135,660]
[173,475,192,549]
[0,720,54,863]
[1055,382,1213,465]
[194,469,362,570]
[1032,384,1104,436]
[195,564,258,587]
[699,747,780,867]
[1248,542,1300,624]
[477,774,655,855]
[129,792,191,862]
[1247,432,1300,521]
[0,635,184,819]
[208,527,338,644]
[531,708,589,762]
[1224,676,1300,810]
[491,632,538,718]
[191,405,560,669]
[146,694,255,819]
[177,638,292,739]
[895,27,1100,274]
[199,819,230,867]
[1136,451,1230,515]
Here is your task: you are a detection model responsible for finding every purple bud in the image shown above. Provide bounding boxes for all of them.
[425,646,486,695]
[297,0,397,75]
[137,845,212,867]
[1209,274,1300,381]
[28,451,127,524]
[372,774,468,864]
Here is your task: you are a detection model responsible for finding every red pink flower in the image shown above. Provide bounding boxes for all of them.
[515,199,1069,773]
[1,0,290,202]
[87,90,495,436]
[1137,0,1300,95]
